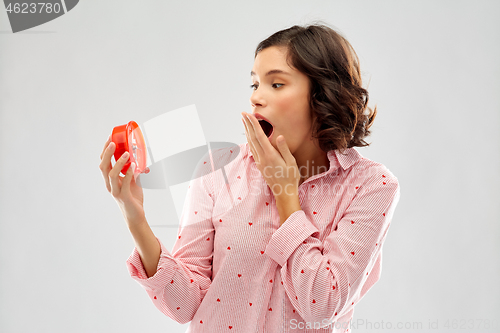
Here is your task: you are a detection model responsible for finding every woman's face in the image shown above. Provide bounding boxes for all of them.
[250,46,312,154]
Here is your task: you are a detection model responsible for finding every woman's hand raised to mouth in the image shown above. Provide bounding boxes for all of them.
[242,112,301,200]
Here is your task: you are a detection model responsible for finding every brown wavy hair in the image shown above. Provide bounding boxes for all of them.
[255,23,377,154]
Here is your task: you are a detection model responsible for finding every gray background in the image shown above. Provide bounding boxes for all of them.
[1,1,499,332]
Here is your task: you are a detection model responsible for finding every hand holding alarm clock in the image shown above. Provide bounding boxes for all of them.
[111,121,150,176]
[99,121,150,226]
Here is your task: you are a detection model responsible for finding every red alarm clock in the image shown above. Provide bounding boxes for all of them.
[111,121,150,176]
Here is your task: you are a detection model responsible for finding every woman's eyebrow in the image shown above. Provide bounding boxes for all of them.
[250,69,291,77]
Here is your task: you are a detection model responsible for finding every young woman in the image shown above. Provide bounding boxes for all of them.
[99,23,400,333]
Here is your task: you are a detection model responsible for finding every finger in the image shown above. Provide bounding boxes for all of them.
[99,141,116,192]
[244,114,263,156]
[247,114,274,153]
[242,117,252,152]
[99,140,115,170]
[276,135,296,166]
[244,115,263,164]
[243,117,258,162]
[99,135,112,160]
[121,162,135,194]
[109,151,129,197]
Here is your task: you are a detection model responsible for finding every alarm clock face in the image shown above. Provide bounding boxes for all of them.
[111,121,149,176]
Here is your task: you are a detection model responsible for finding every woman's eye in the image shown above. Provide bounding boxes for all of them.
[250,84,258,90]
[272,83,284,88]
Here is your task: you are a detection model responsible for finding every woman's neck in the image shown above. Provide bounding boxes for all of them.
[293,139,330,186]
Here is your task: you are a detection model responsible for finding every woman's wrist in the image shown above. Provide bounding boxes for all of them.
[275,193,301,225]
[124,211,147,228]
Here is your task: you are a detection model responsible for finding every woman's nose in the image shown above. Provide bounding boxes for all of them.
[250,91,265,108]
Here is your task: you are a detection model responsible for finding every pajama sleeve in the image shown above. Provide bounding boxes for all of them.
[264,166,400,327]
[126,151,215,324]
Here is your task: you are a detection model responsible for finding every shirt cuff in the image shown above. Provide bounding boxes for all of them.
[125,236,175,291]
[265,210,319,266]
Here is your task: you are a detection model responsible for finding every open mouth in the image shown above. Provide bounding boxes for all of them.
[258,119,274,138]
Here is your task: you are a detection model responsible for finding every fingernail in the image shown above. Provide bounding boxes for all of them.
[122,152,129,159]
